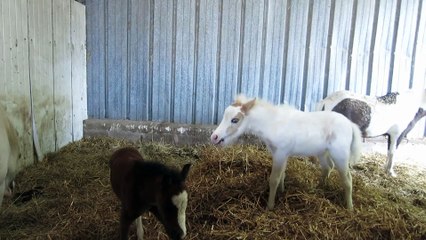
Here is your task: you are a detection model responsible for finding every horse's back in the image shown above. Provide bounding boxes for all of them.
[309,110,354,126]
[265,110,358,158]
[109,147,143,167]
[306,111,357,142]
[276,110,354,138]
[318,90,377,111]
[109,147,144,198]
[316,90,354,110]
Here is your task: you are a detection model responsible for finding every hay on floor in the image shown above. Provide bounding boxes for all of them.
[0,137,425,239]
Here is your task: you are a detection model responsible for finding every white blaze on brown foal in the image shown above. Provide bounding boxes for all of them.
[211,95,362,210]
[172,190,188,236]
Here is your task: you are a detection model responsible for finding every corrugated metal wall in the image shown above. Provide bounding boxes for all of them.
[0,0,86,169]
[86,0,426,134]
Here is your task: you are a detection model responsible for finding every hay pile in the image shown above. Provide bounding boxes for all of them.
[0,137,425,239]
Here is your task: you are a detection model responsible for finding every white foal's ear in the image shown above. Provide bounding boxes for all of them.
[232,94,250,106]
[232,99,242,107]
[241,98,256,114]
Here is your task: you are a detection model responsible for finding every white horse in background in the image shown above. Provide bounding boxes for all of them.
[0,105,20,207]
[316,88,426,177]
[211,95,362,210]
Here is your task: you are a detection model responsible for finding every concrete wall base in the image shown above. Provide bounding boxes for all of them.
[83,119,260,145]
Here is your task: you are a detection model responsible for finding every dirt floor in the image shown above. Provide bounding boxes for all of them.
[0,136,425,240]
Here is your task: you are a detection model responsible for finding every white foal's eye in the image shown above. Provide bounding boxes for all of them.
[231,118,239,124]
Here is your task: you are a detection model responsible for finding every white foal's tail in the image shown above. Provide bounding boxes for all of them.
[350,123,362,166]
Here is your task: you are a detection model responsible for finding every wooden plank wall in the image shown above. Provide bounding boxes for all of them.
[0,0,33,170]
[0,0,86,169]
[86,0,426,137]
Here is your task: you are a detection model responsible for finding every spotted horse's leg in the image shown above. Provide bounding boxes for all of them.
[384,132,399,177]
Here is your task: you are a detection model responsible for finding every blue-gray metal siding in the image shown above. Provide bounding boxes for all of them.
[86,0,426,128]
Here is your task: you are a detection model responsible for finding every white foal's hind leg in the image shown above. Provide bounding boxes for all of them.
[385,133,398,177]
[329,148,353,209]
[341,170,353,209]
[318,152,334,186]
[267,153,288,210]
[135,216,143,240]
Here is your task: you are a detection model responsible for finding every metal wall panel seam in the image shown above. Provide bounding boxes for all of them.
[148,0,154,121]
[213,0,223,124]
[236,0,245,94]
[301,0,313,111]
[258,0,269,98]
[387,0,401,92]
[191,0,200,124]
[409,0,423,89]
[345,0,358,91]
[280,0,291,103]
[126,0,131,119]
[322,0,336,98]
[170,0,177,122]
[366,0,380,95]
[104,0,109,118]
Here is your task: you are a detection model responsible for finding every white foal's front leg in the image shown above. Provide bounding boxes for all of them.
[0,181,5,207]
[278,170,285,193]
[0,160,7,207]
[385,152,396,177]
[136,216,144,240]
[267,153,288,210]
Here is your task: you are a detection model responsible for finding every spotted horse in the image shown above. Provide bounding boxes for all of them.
[317,89,426,176]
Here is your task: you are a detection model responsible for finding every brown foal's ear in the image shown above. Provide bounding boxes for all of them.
[241,98,256,114]
[181,163,191,180]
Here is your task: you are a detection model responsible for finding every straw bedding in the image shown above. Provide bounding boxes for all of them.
[0,137,425,239]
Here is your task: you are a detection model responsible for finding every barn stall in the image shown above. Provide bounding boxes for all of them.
[1,0,426,239]
[0,137,425,239]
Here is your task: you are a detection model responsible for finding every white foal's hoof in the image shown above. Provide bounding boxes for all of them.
[384,166,397,177]
[278,185,285,193]
[388,170,397,177]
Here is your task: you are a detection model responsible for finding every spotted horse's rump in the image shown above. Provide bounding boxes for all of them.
[332,98,371,138]
[317,89,426,176]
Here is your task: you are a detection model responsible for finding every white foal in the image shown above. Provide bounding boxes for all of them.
[211,95,362,210]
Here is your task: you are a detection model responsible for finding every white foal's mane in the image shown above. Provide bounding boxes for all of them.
[234,94,297,115]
